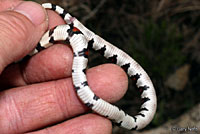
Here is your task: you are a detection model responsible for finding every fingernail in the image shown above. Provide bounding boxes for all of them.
[14,1,47,25]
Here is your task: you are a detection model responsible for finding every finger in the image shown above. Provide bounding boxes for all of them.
[0,1,48,74]
[0,9,68,88]
[0,44,73,88]
[0,64,128,133]
[28,114,112,134]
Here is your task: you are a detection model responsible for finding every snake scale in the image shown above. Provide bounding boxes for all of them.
[28,3,157,130]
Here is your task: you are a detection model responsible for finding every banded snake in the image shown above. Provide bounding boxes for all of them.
[28,3,157,130]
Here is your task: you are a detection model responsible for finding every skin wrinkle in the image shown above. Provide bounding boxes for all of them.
[0,11,35,70]
[19,62,29,86]
[1,12,31,51]
[54,78,86,119]
[53,79,70,119]
[2,84,58,133]
[21,83,62,131]
[4,93,23,133]
[10,95,24,133]
[8,13,29,46]
[0,32,10,73]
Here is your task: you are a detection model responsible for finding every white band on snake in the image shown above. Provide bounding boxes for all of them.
[28,3,157,130]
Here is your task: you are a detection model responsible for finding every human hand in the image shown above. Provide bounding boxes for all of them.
[0,1,128,134]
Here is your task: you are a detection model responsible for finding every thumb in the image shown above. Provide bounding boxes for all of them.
[0,1,48,73]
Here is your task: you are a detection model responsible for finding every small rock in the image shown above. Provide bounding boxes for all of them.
[165,64,190,91]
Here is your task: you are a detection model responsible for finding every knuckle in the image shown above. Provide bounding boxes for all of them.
[54,80,71,117]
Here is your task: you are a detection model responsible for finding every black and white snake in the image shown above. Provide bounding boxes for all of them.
[28,3,157,130]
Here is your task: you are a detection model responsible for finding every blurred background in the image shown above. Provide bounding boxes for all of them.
[33,0,200,133]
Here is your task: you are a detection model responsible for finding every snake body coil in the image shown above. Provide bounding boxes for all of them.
[29,3,157,130]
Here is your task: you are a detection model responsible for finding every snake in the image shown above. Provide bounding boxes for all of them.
[28,3,157,130]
